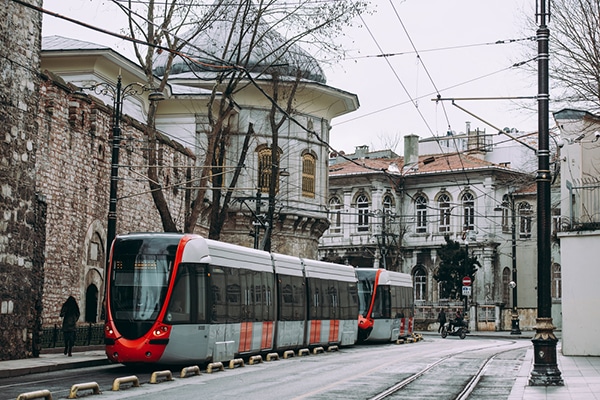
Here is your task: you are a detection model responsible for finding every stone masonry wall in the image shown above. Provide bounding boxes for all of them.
[36,73,195,328]
[0,0,44,360]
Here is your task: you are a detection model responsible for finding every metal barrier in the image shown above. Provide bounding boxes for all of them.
[111,375,140,391]
[180,365,201,378]
[149,370,173,384]
[68,382,100,398]
[16,390,53,400]
[38,323,105,349]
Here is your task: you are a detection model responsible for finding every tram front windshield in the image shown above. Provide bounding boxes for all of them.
[356,269,376,318]
[109,235,179,339]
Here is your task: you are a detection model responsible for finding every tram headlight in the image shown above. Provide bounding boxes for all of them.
[105,323,115,337]
[153,324,170,337]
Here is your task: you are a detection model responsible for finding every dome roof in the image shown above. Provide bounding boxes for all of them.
[153,3,326,84]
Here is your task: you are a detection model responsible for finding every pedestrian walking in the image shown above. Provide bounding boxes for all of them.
[437,308,447,333]
[60,296,80,356]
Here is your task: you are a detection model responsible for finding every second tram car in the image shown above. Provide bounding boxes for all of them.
[356,268,414,342]
[104,233,360,365]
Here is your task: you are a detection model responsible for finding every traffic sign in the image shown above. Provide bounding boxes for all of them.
[462,276,472,286]
[462,286,472,296]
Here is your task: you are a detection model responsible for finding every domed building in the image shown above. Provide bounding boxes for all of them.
[150,8,359,257]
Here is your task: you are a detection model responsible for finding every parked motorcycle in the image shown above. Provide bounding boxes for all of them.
[440,321,468,339]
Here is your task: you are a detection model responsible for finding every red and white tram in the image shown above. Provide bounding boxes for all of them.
[104,233,359,365]
[356,268,414,342]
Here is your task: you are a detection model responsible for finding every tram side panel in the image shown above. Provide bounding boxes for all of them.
[303,259,359,347]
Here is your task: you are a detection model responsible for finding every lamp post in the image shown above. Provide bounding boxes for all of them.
[73,75,164,274]
[529,0,563,386]
[510,194,521,335]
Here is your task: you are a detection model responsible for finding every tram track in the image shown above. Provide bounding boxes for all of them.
[368,340,529,400]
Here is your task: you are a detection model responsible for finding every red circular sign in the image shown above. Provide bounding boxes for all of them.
[462,276,472,286]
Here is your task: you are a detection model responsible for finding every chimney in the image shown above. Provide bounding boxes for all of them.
[404,134,419,168]
[354,145,369,159]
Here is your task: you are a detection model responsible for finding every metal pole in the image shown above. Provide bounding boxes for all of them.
[105,75,123,274]
[529,0,563,385]
[511,194,521,334]
[254,191,261,249]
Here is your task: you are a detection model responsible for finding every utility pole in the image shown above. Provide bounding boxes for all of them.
[253,191,262,249]
[510,193,521,334]
[529,0,563,386]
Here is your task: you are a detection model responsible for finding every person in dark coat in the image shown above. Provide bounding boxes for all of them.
[437,308,447,333]
[60,296,80,356]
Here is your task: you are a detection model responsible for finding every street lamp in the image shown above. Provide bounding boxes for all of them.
[73,75,164,274]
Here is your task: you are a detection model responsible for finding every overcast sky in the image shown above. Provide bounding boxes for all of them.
[42,0,540,155]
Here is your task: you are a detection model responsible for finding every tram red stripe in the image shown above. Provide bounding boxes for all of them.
[239,322,252,352]
[261,321,273,349]
[329,320,339,342]
[310,320,321,344]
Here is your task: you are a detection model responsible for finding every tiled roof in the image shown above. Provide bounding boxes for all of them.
[329,152,503,176]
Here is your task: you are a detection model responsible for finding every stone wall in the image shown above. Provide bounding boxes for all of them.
[36,73,195,328]
[0,0,44,360]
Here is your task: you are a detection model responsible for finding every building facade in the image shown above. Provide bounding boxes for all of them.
[319,134,545,331]
[0,0,45,360]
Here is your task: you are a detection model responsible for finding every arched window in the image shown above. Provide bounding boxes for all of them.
[501,194,511,233]
[413,266,427,301]
[301,153,316,198]
[382,194,394,213]
[356,194,370,232]
[502,267,511,306]
[518,202,532,239]
[462,192,475,231]
[415,195,428,233]
[328,197,342,234]
[438,193,451,233]
[257,146,280,193]
[552,263,562,300]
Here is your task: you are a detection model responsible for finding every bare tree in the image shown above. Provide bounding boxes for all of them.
[118,0,368,236]
[547,0,600,111]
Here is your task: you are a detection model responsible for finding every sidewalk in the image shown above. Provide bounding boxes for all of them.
[0,347,108,378]
[0,333,599,399]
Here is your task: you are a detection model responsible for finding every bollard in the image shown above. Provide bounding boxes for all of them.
[150,370,173,384]
[283,350,295,359]
[16,390,52,400]
[180,365,201,378]
[312,346,324,354]
[111,375,140,391]
[206,362,224,373]
[266,352,279,361]
[248,356,268,365]
[228,358,245,369]
[68,382,100,399]
[298,348,310,356]
[327,345,339,352]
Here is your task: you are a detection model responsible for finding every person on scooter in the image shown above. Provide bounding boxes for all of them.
[450,310,464,331]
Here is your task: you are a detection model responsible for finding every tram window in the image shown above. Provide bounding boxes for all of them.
[328,281,338,319]
[320,280,330,319]
[292,276,305,321]
[278,275,294,321]
[195,267,207,323]
[210,267,226,323]
[308,279,321,319]
[347,282,359,320]
[166,266,191,323]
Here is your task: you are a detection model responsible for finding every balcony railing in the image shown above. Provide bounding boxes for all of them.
[565,177,600,231]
